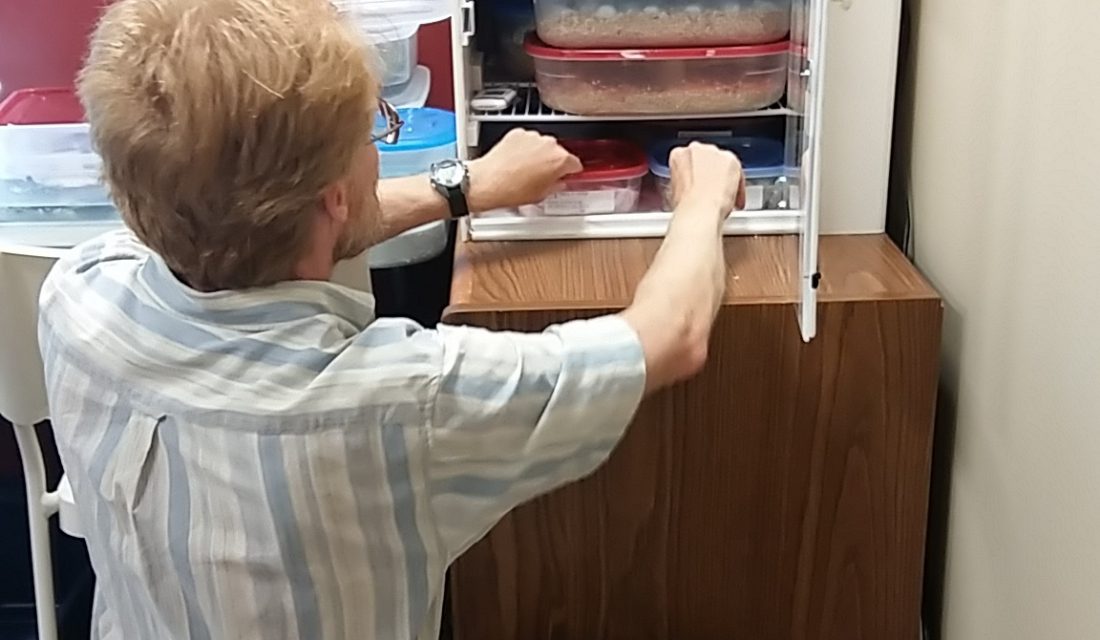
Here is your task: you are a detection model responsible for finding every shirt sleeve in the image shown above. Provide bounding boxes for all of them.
[426,314,646,558]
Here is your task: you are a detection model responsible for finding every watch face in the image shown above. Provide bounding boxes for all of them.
[434,160,465,189]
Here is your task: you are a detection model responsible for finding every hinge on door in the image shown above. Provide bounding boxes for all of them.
[811,272,821,289]
[800,57,812,79]
[460,0,476,46]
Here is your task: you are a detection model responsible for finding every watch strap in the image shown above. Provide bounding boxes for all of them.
[444,184,469,218]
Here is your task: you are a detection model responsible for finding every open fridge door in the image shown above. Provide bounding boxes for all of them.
[786,0,829,342]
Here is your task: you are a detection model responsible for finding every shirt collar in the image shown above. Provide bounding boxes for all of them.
[138,248,377,330]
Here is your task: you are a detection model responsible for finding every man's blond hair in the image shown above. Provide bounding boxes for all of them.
[79,0,378,290]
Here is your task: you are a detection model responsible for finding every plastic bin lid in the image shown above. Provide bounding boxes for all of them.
[649,136,785,180]
[335,0,449,36]
[561,139,648,182]
[377,107,456,152]
[524,34,788,61]
[0,87,85,125]
[349,17,419,43]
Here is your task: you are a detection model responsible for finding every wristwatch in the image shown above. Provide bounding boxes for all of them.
[429,159,470,218]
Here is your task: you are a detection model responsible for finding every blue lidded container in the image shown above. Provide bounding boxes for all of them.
[371,108,457,268]
[648,135,787,211]
[374,107,457,179]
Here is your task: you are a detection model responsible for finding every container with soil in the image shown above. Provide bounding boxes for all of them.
[526,36,788,116]
[534,0,792,48]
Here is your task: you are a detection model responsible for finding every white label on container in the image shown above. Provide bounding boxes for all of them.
[746,185,765,211]
[541,190,618,216]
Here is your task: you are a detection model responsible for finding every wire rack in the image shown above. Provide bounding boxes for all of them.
[470,84,793,123]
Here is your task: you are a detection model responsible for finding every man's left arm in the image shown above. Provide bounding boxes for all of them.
[371,129,582,243]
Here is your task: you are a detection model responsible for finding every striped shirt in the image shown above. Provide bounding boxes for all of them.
[38,230,646,640]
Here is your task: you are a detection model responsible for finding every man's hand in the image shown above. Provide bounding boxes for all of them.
[669,142,747,219]
[467,129,583,212]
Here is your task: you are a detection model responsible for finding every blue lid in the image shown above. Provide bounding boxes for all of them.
[377,108,456,152]
[496,1,534,18]
[492,0,534,15]
[648,136,785,180]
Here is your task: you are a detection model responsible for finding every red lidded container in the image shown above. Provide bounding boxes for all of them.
[521,139,647,217]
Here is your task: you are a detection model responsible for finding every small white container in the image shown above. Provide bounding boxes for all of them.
[374,26,419,87]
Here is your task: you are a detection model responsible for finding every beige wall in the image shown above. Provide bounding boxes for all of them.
[904,0,1100,637]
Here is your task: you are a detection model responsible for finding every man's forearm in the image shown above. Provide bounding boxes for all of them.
[373,173,450,244]
[371,159,502,245]
[621,198,727,392]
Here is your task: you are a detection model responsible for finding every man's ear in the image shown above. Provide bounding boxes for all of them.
[320,179,350,225]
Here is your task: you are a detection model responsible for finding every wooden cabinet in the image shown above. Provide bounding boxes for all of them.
[445,234,941,640]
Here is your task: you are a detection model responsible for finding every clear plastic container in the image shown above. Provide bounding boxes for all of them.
[382,65,431,109]
[370,108,457,267]
[649,135,786,211]
[375,28,419,87]
[526,37,788,115]
[520,139,646,216]
[534,0,792,49]
[0,88,112,216]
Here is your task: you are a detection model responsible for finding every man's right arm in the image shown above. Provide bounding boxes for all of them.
[620,142,746,393]
[423,143,744,557]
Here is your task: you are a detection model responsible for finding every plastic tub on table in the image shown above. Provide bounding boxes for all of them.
[371,107,457,268]
[520,139,647,216]
[648,135,787,211]
[534,0,792,48]
[526,36,789,115]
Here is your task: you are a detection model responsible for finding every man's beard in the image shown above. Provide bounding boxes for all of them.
[333,191,378,262]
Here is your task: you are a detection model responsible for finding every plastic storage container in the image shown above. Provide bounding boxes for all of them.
[534,0,792,49]
[371,108,457,267]
[382,65,432,108]
[337,0,448,87]
[649,135,786,211]
[526,37,788,115]
[0,88,115,225]
[520,139,646,216]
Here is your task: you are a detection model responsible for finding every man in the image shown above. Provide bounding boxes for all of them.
[38,0,746,638]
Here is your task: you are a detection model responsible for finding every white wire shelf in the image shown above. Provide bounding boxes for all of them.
[470,84,793,123]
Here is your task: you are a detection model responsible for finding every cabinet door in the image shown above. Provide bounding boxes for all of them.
[787,0,829,342]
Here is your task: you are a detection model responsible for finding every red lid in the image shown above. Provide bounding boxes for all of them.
[0,87,85,125]
[525,34,789,61]
[562,139,648,182]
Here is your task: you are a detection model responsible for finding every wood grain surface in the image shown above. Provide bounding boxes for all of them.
[445,234,942,640]
[448,233,937,313]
